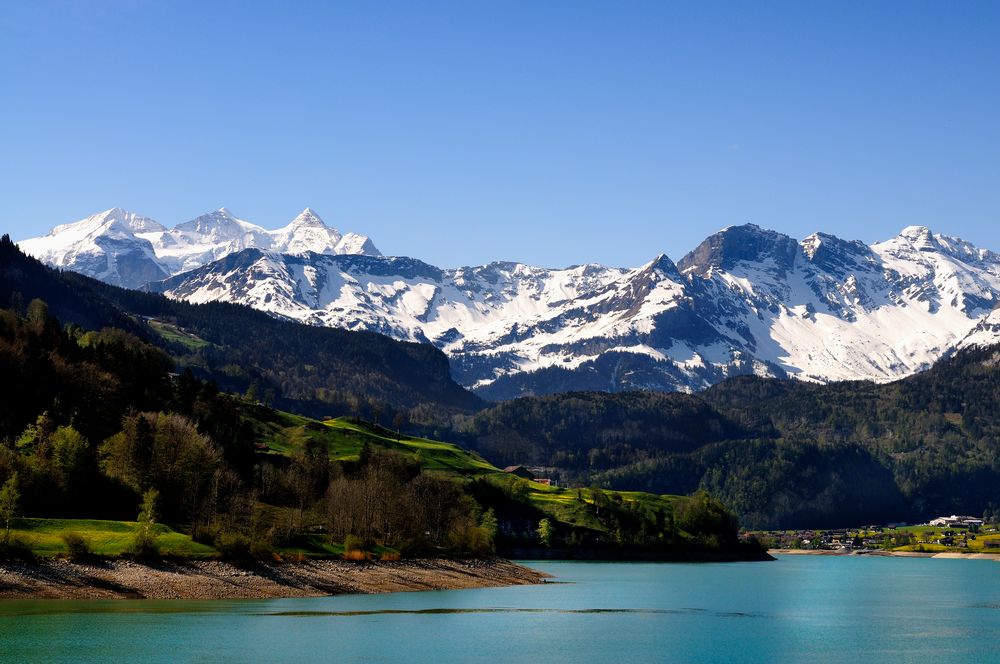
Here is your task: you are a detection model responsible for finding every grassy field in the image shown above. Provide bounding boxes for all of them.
[6,518,217,558]
[249,407,497,474]
[148,319,210,350]
[4,517,406,560]
[484,472,683,536]
[891,525,1000,552]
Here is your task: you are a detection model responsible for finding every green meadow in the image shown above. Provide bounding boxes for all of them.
[251,408,498,474]
[6,518,217,558]
[147,319,211,350]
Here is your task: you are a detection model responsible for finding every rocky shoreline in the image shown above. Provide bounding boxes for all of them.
[0,558,549,600]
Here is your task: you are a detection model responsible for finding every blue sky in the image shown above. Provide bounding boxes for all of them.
[1,1,997,267]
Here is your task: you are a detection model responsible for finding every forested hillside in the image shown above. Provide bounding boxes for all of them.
[698,349,1000,526]
[0,235,480,419]
[0,303,256,523]
[453,391,751,471]
[452,346,1000,529]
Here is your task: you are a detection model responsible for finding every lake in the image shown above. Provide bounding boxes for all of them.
[2,556,999,662]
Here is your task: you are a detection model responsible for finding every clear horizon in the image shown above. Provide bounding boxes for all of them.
[2,1,998,267]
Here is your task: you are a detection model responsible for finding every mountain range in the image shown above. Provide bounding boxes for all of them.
[3,232,999,528]
[18,207,380,289]
[20,211,1000,398]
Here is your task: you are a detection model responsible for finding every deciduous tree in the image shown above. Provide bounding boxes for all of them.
[0,473,21,544]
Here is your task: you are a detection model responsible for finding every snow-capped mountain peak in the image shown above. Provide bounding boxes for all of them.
[41,208,165,243]
[174,207,261,238]
[18,208,169,288]
[333,232,381,257]
[267,208,382,257]
[678,223,799,277]
[896,225,940,251]
[288,208,326,228]
[269,208,343,255]
[19,207,381,288]
[94,208,166,234]
[637,254,683,280]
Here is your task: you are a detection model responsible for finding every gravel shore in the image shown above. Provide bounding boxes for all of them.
[0,558,549,600]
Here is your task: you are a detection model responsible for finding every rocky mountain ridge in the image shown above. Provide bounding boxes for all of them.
[19,212,1000,397]
[150,224,1000,398]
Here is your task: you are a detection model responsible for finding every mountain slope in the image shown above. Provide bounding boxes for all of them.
[150,224,1000,397]
[0,235,479,418]
[19,207,381,288]
[673,224,1000,383]
[18,208,170,288]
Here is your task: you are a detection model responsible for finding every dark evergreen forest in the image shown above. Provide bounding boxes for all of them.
[449,347,1000,528]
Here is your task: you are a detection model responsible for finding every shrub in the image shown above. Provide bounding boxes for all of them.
[342,549,369,561]
[342,535,370,561]
[129,536,159,559]
[250,534,275,560]
[213,531,252,560]
[343,533,365,554]
[0,537,34,561]
[61,532,92,560]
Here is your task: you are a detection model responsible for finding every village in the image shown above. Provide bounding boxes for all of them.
[754,515,1000,554]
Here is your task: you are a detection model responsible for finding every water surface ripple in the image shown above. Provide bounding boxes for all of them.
[2,556,1000,662]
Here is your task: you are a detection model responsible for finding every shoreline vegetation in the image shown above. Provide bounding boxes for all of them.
[0,558,548,600]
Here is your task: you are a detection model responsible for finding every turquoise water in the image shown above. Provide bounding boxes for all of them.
[2,556,1000,662]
